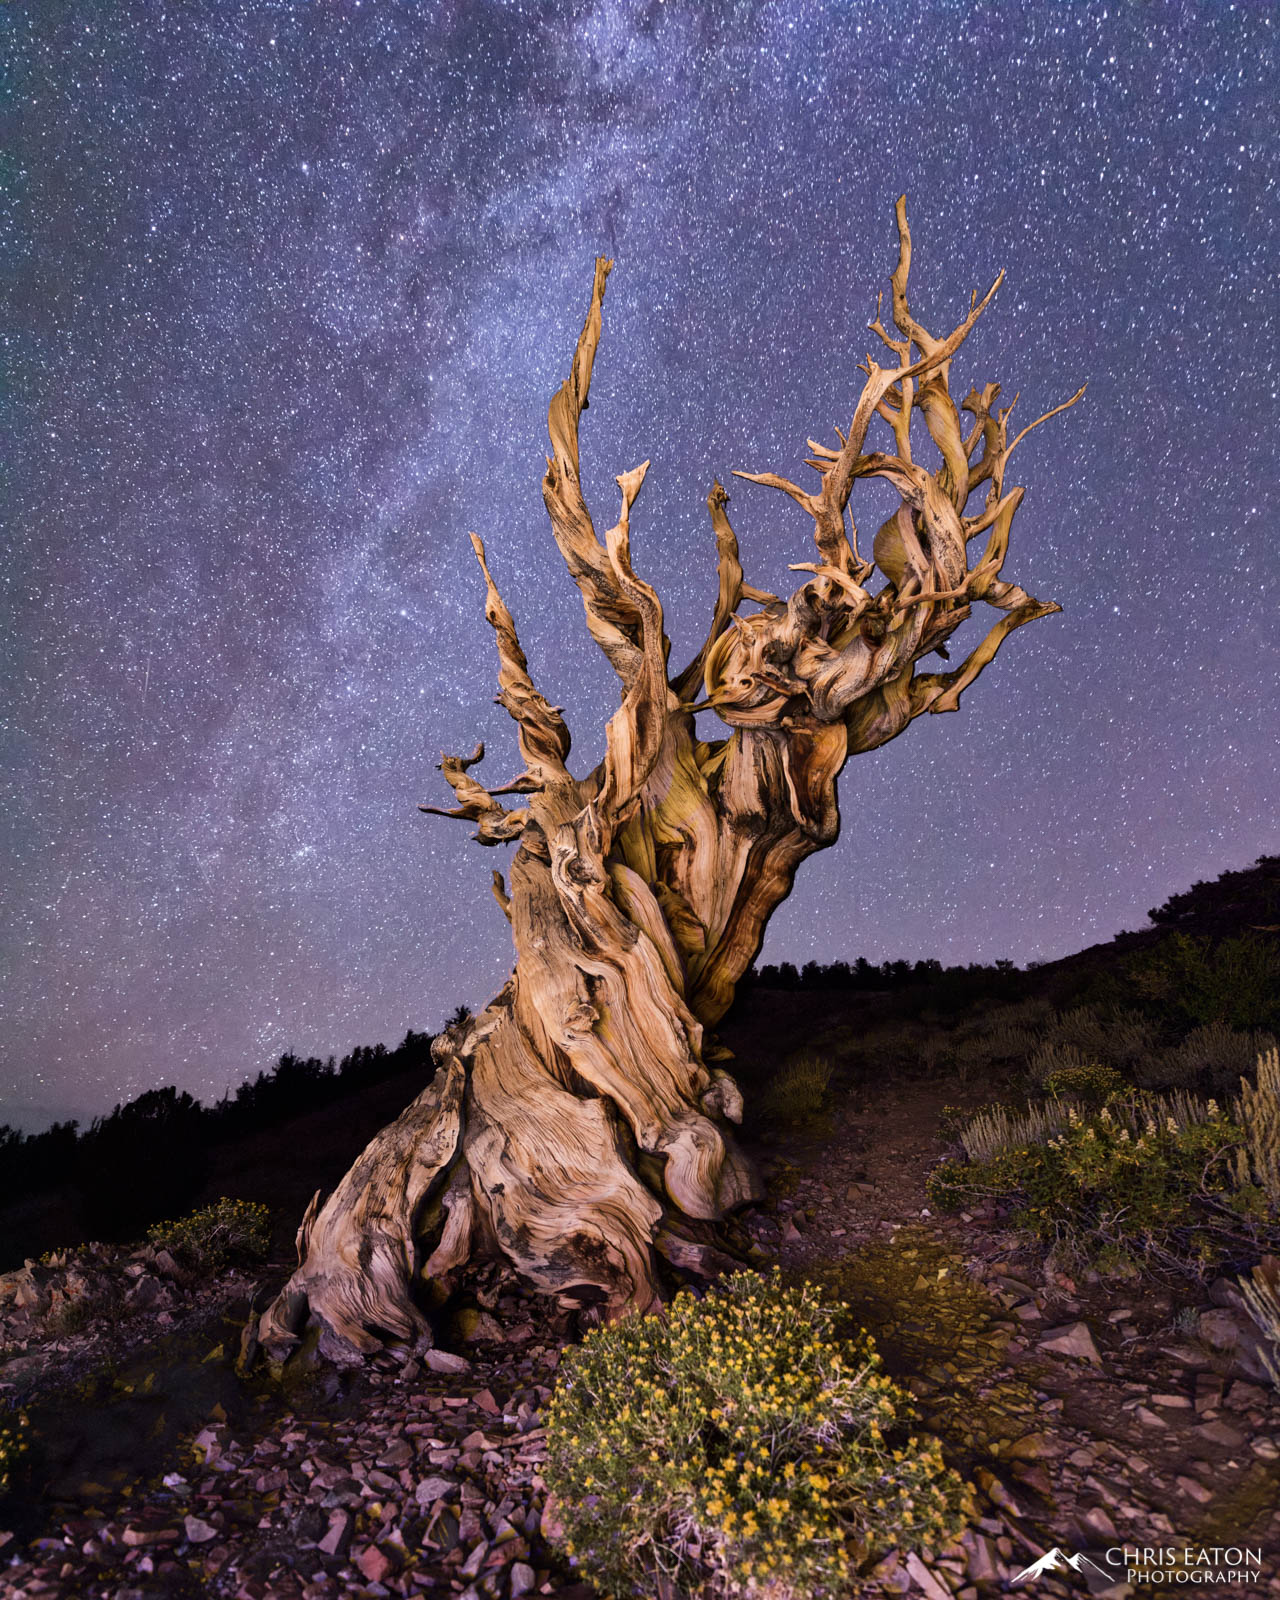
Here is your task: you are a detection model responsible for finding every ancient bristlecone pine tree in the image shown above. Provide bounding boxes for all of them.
[257,201,1084,1362]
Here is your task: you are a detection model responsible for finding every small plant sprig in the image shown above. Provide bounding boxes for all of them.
[544,1270,968,1599]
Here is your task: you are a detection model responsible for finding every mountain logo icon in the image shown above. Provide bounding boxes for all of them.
[1012,1547,1114,1585]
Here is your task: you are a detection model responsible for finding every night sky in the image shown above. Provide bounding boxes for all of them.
[2,2,1276,1133]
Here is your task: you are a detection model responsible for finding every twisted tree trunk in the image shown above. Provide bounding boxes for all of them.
[255,201,1083,1363]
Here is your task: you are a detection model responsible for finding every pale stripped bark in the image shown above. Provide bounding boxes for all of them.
[256,200,1083,1362]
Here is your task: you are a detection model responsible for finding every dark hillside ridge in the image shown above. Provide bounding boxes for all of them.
[0,1032,438,1270]
[745,853,1279,994]
[1,855,1274,1270]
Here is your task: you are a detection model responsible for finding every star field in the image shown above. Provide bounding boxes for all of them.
[1,0,1277,1131]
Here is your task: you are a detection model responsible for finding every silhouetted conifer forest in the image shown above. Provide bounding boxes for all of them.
[1,857,1274,1271]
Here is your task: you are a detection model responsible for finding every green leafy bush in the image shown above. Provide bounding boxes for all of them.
[544,1271,967,1599]
[1130,932,1280,1031]
[0,1409,30,1498]
[147,1197,271,1271]
[928,1066,1280,1276]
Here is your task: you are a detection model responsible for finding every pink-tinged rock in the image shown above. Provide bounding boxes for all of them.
[539,1492,566,1543]
[414,1476,456,1506]
[183,1516,218,1543]
[1192,1418,1245,1449]
[904,1551,952,1600]
[356,1543,394,1583]
[473,1388,500,1414]
[1006,1432,1059,1461]
[317,1511,352,1557]
[122,1525,178,1546]
[460,1540,489,1579]
[1200,1308,1244,1349]
[1081,1505,1118,1540]
[1036,1321,1103,1367]
[510,1560,536,1596]
[963,1532,998,1583]
[421,1348,471,1374]
[192,1426,223,1463]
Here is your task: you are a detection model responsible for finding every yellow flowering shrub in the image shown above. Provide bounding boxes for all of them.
[1042,1062,1124,1106]
[0,1409,30,1499]
[544,1270,967,1599]
[147,1197,271,1271]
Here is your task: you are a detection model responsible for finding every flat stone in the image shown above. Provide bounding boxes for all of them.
[1192,1419,1245,1448]
[904,1551,952,1600]
[539,1493,565,1543]
[1176,1475,1213,1504]
[1037,1321,1102,1368]
[1010,1462,1054,1500]
[414,1476,457,1506]
[1081,1505,1118,1540]
[1224,1381,1268,1410]
[318,1511,352,1558]
[964,1533,998,1583]
[183,1516,217,1543]
[357,1544,395,1583]
[1006,1432,1059,1461]
[421,1348,471,1375]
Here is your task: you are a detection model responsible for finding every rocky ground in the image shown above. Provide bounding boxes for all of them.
[1,1075,1278,1599]
[757,1080,1280,1597]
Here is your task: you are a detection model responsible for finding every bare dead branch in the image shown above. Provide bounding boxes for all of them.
[542,257,647,686]
[469,533,573,782]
